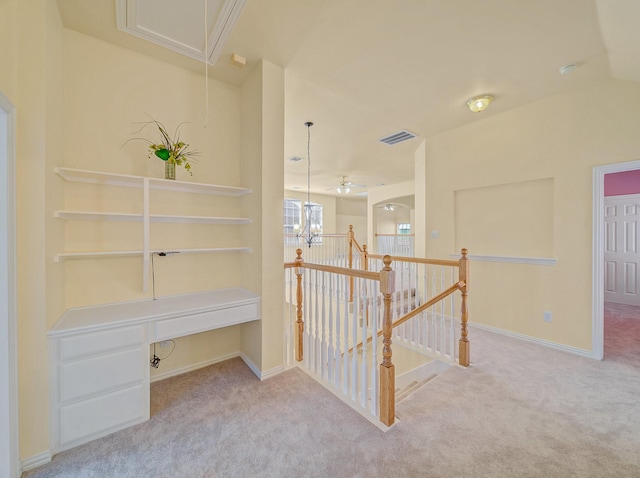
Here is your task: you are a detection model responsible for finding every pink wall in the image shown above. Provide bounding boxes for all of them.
[604,169,640,196]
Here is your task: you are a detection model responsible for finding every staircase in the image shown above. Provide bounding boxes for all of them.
[395,359,450,403]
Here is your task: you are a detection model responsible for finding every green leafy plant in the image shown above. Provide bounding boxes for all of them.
[127,118,198,175]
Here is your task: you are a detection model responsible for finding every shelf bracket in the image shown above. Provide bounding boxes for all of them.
[142,178,150,293]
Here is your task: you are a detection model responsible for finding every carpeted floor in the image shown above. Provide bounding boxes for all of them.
[25,303,640,477]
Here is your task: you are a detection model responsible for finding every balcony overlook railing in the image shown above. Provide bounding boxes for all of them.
[284,227,469,428]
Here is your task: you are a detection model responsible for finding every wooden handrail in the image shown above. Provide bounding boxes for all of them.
[366,253,459,267]
[349,280,465,354]
[286,260,380,281]
[284,233,347,238]
[375,233,415,237]
[351,237,364,255]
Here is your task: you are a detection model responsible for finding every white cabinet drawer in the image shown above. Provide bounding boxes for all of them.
[59,347,146,403]
[59,325,146,361]
[59,384,148,449]
[153,303,259,341]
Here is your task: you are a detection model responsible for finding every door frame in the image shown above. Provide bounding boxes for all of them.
[0,90,18,478]
[593,159,640,360]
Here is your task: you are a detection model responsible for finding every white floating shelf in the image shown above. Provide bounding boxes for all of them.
[55,211,251,225]
[55,211,143,222]
[55,247,252,262]
[149,215,251,224]
[55,167,251,197]
[159,247,252,254]
[54,250,143,262]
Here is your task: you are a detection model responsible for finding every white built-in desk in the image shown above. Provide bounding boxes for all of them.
[48,288,260,453]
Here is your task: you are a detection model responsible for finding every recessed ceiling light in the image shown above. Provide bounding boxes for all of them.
[466,95,494,113]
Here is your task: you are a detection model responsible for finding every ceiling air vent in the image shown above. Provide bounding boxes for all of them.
[379,130,417,145]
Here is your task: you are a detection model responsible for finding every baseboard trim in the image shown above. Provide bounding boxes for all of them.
[21,451,52,473]
[470,322,594,359]
[149,351,286,383]
[150,351,241,383]
[240,353,285,381]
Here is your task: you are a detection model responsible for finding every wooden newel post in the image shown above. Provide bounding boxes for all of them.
[295,248,304,362]
[458,248,470,367]
[379,255,395,426]
[348,225,354,302]
[362,244,369,272]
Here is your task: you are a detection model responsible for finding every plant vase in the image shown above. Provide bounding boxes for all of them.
[165,161,176,180]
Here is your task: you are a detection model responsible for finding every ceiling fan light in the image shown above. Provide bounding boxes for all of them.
[466,94,494,113]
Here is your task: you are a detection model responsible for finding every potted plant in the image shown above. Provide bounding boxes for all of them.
[127,119,198,179]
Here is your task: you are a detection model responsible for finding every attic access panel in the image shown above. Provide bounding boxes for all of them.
[116,0,246,65]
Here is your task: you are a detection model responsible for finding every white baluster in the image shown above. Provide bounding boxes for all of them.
[431,272,437,353]
[440,265,445,357]
[312,270,318,374]
[321,271,327,379]
[327,273,334,384]
[351,277,358,402]
[335,273,342,389]
[360,278,368,409]
[285,268,292,366]
[303,269,310,369]
[450,270,455,360]
[370,287,379,416]
[343,275,349,395]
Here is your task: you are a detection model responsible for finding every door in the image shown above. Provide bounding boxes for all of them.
[604,194,640,306]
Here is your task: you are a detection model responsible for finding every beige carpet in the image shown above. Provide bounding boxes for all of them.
[26,303,640,477]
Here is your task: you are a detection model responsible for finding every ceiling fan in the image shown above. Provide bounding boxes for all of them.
[326,176,366,194]
[377,202,405,212]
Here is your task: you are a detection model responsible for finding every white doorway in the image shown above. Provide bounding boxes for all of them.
[0,91,18,477]
[593,160,640,360]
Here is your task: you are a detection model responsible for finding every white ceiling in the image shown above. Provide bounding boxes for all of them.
[56,0,640,197]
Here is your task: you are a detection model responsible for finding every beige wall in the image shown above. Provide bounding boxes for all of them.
[13,0,65,459]
[59,29,248,389]
[9,5,277,459]
[240,61,285,373]
[0,0,18,101]
[420,79,640,352]
[336,197,367,244]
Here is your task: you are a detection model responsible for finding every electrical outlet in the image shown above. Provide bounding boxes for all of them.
[160,340,172,348]
[543,311,552,323]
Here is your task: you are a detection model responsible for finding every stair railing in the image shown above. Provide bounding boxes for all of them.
[356,249,470,366]
[284,248,397,427]
[283,226,470,428]
[347,225,470,367]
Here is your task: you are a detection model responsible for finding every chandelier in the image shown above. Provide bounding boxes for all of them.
[297,121,319,247]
